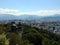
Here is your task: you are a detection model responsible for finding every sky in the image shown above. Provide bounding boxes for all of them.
[0,0,60,16]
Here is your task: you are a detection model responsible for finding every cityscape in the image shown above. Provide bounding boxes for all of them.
[0,0,60,45]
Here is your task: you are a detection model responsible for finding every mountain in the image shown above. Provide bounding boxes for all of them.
[0,14,17,20]
[19,14,60,21]
[18,15,42,20]
[41,14,60,21]
[0,14,42,20]
[0,14,60,21]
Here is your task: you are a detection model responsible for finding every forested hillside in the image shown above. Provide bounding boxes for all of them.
[0,23,60,45]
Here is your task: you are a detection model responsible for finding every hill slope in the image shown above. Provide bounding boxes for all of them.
[0,24,60,45]
[0,14,60,21]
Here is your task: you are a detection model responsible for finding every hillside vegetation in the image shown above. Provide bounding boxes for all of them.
[0,23,60,45]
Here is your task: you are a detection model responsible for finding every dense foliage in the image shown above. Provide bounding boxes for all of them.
[0,23,60,45]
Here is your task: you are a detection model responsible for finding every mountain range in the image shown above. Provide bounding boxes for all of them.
[0,14,60,21]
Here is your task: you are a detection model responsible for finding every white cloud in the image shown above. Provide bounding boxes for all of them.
[0,8,22,16]
[37,10,60,16]
[0,8,60,16]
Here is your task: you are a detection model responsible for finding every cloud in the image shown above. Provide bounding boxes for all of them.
[0,8,60,16]
[37,10,60,16]
[0,8,22,16]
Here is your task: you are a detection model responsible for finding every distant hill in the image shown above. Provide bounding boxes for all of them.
[18,15,42,20]
[41,14,60,21]
[0,14,60,21]
[0,14,42,20]
[0,14,17,20]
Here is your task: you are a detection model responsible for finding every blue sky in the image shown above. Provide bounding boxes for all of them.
[0,0,60,16]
